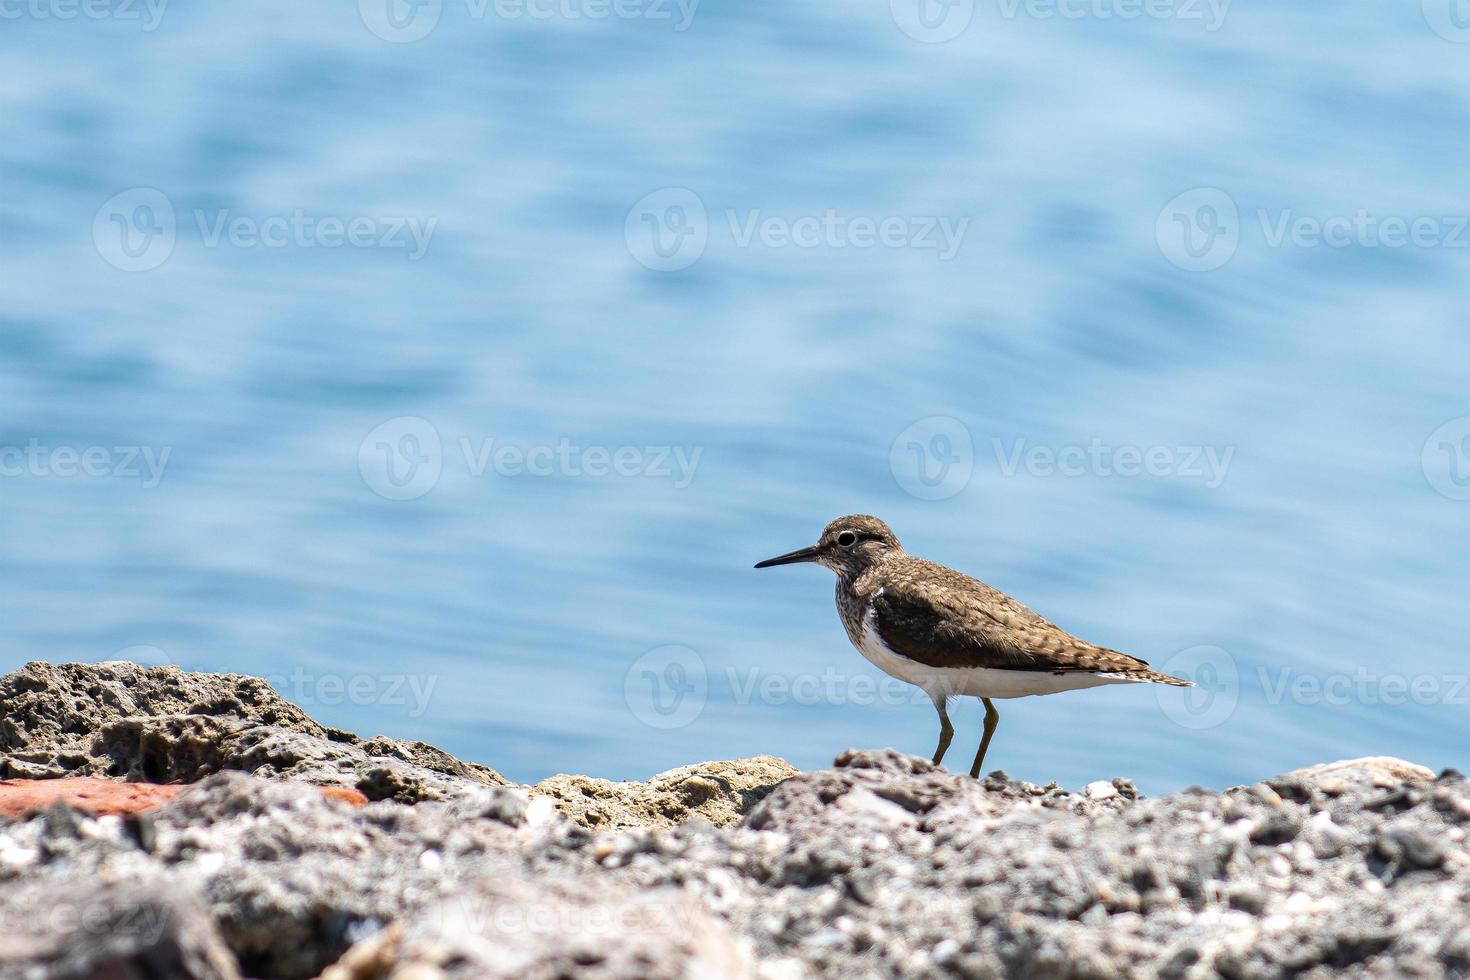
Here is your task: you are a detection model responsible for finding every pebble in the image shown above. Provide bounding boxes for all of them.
[931,939,961,964]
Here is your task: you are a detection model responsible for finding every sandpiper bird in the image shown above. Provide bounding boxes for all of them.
[755,515,1192,777]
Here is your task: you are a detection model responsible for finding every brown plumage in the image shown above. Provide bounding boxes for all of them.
[865,554,1189,682]
[756,514,1191,777]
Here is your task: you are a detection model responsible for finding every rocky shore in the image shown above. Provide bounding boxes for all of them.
[0,661,1466,979]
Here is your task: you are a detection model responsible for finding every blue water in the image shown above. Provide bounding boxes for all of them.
[1,1,1466,794]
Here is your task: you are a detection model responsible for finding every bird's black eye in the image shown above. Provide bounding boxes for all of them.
[837,531,858,548]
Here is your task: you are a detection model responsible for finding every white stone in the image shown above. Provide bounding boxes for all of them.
[932,939,961,964]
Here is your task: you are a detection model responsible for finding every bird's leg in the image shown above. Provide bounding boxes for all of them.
[969,698,1000,778]
[930,696,955,767]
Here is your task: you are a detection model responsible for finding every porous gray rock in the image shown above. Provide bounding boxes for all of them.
[0,660,330,779]
[3,753,1467,978]
[0,663,1465,979]
[565,751,1470,978]
[1281,756,1438,795]
[0,772,554,978]
[0,662,509,802]
[741,748,1133,837]
[326,873,758,979]
[0,771,753,979]
[0,660,787,818]
[0,879,241,980]
[98,714,505,804]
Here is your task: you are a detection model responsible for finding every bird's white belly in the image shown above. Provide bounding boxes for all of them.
[853,612,1137,700]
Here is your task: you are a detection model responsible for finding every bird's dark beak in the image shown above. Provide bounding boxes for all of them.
[754,544,823,569]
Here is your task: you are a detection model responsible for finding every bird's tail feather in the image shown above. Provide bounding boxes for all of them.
[1096,668,1194,686]
[1136,668,1193,687]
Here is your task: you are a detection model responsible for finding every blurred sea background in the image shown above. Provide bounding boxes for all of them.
[1,0,1466,793]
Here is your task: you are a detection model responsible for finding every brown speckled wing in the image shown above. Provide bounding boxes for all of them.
[869,557,1158,676]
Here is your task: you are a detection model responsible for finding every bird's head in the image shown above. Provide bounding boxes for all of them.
[754,514,903,578]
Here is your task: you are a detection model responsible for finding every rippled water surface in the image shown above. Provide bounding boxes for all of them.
[1,1,1467,792]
